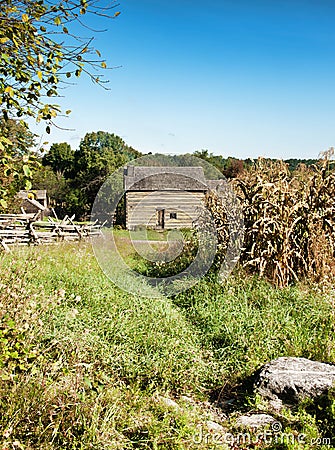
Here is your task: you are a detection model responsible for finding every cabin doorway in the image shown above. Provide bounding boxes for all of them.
[157,209,165,229]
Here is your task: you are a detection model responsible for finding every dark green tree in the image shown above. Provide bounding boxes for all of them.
[32,164,69,211]
[284,158,318,172]
[71,131,141,218]
[193,150,245,178]
[193,150,226,173]
[42,142,75,177]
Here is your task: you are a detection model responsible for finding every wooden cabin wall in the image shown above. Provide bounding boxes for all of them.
[126,191,205,230]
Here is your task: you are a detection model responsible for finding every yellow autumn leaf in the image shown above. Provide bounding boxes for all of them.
[37,71,42,80]
[22,13,29,22]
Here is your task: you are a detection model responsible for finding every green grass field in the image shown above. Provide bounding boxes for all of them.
[1,240,335,449]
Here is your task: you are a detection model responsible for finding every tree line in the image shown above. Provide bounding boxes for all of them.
[0,118,319,220]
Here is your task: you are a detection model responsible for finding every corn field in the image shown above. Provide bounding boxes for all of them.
[206,151,335,287]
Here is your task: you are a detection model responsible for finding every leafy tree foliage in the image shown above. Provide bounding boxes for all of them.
[39,131,141,219]
[42,142,74,176]
[0,0,120,207]
[0,119,38,209]
[75,131,132,181]
[193,150,244,178]
[284,158,318,172]
[32,164,69,210]
[0,119,36,155]
[193,149,226,173]
[0,0,119,125]
[71,131,141,217]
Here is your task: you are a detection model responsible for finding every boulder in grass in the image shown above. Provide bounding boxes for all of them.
[236,414,276,430]
[255,357,335,403]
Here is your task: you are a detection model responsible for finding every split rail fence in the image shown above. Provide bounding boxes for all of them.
[0,212,104,252]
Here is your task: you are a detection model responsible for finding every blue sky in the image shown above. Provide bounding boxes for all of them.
[33,0,335,159]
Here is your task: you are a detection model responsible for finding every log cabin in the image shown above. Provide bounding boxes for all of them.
[17,190,48,216]
[124,166,221,230]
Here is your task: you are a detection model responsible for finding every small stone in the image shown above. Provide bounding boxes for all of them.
[236,414,276,429]
[56,288,66,298]
[268,399,283,412]
[66,308,79,319]
[157,396,180,410]
[180,395,195,404]
[222,398,235,405]
[206,420,225,432]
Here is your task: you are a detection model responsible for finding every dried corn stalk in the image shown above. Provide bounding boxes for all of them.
[205,153,335,287]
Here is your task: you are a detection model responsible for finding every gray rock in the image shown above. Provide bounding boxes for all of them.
[268,399,284,412]
[255,357,335,403]
[157,396,180,410]
[180,395,195,405]
[206,420,225,432]
[236,414,276,429]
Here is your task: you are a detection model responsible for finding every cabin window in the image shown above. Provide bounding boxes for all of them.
[170,212,177,219]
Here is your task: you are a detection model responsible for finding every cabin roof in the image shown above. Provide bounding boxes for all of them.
[17,190,47,200]
[124,166,210,191]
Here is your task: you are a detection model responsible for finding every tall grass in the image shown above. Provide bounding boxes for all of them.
[174,273,335,382]
[1,243,334,448]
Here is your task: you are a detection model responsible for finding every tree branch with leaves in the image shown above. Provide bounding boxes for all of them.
[0,0,120,209]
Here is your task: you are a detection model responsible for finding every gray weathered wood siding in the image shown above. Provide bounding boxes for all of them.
[126,190,205,230]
